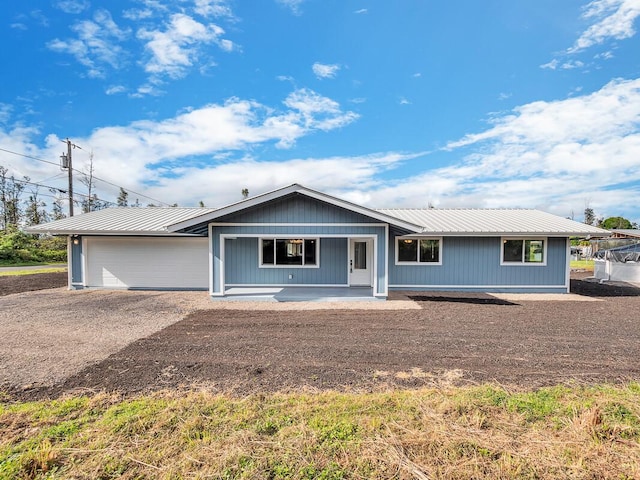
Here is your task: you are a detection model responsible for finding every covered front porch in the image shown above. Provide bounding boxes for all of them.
[217,286,379,302]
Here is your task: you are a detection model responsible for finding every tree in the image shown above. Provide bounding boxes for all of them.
[601,216,633,230]
[584,207,595,226]
[198,200,205,207]
[24,188,49,226]
[79,151,97,213]
[241,188,249,199]
[0,168,26,231]
[117,187,129,207]
[50,192,66,221]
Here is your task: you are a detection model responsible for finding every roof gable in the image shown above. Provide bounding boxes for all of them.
[168,184,423,232]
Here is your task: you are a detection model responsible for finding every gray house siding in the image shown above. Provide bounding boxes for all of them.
[70,236,83,286]
[388,236,567,293]
[224,237,348,285]
[214,194,377,224]
[208,195,389,295]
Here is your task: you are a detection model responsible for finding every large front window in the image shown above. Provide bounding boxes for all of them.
[261,238,318,267]
[396,237,441,264]
[502,238,545,264]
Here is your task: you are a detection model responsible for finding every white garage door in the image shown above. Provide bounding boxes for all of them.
[85,237,209,289]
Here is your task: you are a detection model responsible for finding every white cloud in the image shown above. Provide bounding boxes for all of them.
[47,9,129,78]
[412,72,422,78]
[129,84,165,98]
[10,23,27,30]
[30,10,50,27]
[138,13,235,80]
[105,85,127,95]
[277,0,304,15]
[595,50,615,59]
[144,152,418,207]
[568,0,640,54]
[0,104,13,125]
[54,0,90,14]
[562,60,586,69]
[354,8,368,14]
[194,0,235,19]
[399,97,411,105]
[122,8,155,21]
[312,62,340,79]
[403,77,640,217]
[0,87,361,207]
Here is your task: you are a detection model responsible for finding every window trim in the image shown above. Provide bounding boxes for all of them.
[395,236,442,265]
[259,237,320,268]
[500,237,547,266]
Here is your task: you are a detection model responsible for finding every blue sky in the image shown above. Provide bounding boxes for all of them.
[1,0,639,224]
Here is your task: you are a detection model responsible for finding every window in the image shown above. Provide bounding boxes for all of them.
[501,238,545,264]
[396,237,441,264]
[260,238,318,267]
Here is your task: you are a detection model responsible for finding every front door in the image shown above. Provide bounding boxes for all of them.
[349,238,373,286]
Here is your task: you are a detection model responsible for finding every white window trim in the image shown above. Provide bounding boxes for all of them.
[500,237,547,266]
[258,237,321,269]
[395,236,442,265]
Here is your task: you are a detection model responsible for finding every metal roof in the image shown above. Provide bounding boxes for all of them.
[166,183,423,233]
[25,207,216,235]
[611,229,640,238]
[377,208,611,236]
[24,185,611,238]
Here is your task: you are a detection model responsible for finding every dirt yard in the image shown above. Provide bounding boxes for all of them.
[2,272,639,401]
[0,271,67,296]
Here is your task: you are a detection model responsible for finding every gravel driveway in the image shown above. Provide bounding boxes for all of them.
[0,288,212,389]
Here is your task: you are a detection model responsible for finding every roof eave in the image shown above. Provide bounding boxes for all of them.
[414,231,612,237]
[23,228,204,236]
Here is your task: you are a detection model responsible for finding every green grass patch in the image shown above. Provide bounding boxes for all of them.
[1,384,639,479]
[570,259,594,271]
[0,260,65,267]
[0,267,67,277]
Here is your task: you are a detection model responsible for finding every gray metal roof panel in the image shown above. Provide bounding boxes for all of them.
[25,207,216,235]
[611,229,640,238]
[377,208,611,236]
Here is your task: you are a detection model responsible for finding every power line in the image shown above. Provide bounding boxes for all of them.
[10,177,118,206]
[0,146,171,206]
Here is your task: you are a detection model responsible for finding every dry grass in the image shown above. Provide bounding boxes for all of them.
[1,383,639,479]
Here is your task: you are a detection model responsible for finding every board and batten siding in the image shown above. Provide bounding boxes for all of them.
[389,236,567,292]
[224,237,347,285]
[84,236,208,289]
[208,195,390,295]
[212,225,388,294]
[214,194,377,224]
[69,236,83,286]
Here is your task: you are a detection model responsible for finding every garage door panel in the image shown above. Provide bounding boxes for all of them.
[86,237,208,289]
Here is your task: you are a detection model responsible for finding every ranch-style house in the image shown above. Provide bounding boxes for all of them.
[26,184,609,298]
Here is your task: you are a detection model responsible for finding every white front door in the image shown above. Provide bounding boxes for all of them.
[349,238,373,286]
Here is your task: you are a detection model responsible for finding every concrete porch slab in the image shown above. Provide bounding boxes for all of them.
[217,286,380,302]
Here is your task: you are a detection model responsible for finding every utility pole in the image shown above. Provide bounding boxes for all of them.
[60,138,76,217]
